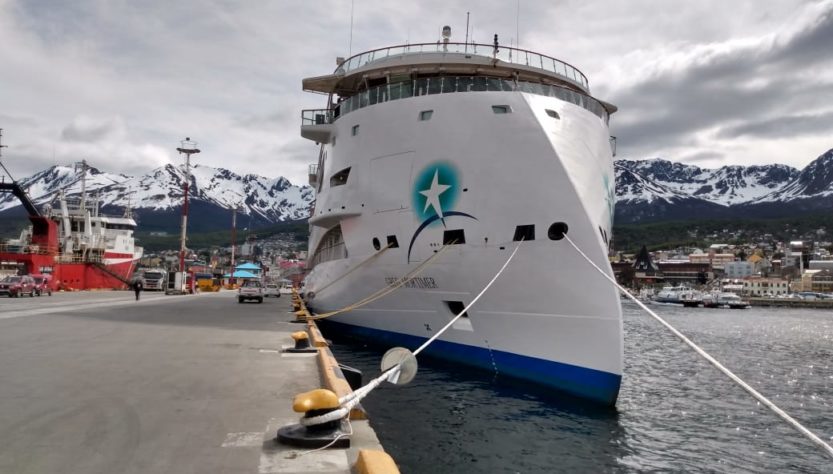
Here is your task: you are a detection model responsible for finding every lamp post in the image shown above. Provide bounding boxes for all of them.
[176,137,200,292]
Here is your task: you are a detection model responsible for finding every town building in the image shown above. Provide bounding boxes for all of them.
[743,277,789,297]
[724,261,754,279]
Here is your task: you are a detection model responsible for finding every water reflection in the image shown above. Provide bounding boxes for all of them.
[329,342,631,472]
[327,304,833,473]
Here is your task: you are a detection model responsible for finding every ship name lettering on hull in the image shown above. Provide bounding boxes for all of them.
[384,276,438,289]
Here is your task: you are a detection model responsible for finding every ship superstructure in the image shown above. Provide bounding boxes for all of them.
[299,34,623,404]
[0,162,142,290]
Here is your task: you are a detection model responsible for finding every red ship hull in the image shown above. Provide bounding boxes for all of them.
[0,251,137,291]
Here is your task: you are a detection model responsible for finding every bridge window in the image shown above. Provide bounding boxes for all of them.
[330,167,351,187]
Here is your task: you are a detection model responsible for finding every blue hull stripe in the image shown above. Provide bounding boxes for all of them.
[320,320,622,405]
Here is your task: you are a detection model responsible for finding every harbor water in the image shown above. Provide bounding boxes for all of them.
[328,304,833,473]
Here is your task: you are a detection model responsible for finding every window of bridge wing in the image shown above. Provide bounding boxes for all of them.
[472,77,488,91]
[441,76,456,93]
[427,77,442,95]
[330,167,351,187]
[487,77,503,91]
[414,77,428,96]
[456,76,473,93]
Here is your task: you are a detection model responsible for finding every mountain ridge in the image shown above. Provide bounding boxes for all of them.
[614,148,833,223]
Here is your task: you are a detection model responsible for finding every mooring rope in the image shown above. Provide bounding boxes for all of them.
[313,242,393,296]
[300,240,523,427]
[309,242,454,320]
[562,234,833,460]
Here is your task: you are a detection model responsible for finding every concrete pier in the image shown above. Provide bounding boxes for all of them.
[0,290,391,473]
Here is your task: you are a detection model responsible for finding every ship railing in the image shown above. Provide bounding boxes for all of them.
[301,109,334,126]
[0,243,60,255]
[54,253,105,264]
[319,76,609,124]
[335,42,589,91]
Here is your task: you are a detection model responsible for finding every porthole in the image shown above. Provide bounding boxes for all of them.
[548,222,569,240]
[545,109,560,119]
[419,110,433,121]
[352,124,360,136]
[372,237,381,251]
[491,105,512,114]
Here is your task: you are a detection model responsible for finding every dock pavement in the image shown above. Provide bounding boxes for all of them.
[0,289,392,473]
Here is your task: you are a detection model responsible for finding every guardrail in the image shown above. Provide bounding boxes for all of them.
[301,109,333,126]
[335,41,589,91]
[301,76,610,128]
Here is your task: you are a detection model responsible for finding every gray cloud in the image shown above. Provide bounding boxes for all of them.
[717,110,833,139]
[610,0,833,161]
[679,151,726,163]
[61,116,125,143]
[1,0,831,185]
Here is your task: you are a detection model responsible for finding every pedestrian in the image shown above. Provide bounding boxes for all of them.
[133,278,143,301]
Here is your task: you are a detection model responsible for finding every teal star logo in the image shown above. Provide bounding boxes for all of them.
[413,163,459,224]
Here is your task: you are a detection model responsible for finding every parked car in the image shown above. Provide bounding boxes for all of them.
[0,275,37,297]
[238,279,264,303]
[263,283,281,298]
[31,274,53,296]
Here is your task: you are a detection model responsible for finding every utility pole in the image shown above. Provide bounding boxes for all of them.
[0,128,15,182]
[176,137,200,293]
[231,205,238,282]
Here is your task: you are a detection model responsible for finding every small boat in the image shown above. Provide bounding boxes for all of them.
[653,285,699,305]
[703,292,749,309]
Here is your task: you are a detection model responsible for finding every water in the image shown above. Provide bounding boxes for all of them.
[328,304,833,473]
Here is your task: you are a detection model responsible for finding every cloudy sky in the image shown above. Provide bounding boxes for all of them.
[1,0,831,185]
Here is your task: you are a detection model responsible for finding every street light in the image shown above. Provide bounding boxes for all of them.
[176,137,200,292]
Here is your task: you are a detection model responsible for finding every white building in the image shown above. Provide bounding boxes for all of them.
[724,261,754,279]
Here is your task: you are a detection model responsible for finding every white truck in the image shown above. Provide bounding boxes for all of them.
[238,279,264,303]
[142,269,167,291]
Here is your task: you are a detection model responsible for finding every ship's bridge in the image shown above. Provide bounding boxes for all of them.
[303,42,590,95]
[301,42,617,143]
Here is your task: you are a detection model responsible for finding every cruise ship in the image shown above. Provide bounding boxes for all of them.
[300,30,622,405]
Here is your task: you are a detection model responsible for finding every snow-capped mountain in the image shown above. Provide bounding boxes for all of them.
[614,148,833,223]
[0,163,313,232]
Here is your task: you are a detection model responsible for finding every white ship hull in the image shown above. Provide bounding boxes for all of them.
[304,86,623,404]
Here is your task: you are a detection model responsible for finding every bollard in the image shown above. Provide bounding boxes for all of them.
[276,389,350,448]
[283,331,317,353]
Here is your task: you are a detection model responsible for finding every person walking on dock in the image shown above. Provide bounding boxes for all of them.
[132,277,144,301]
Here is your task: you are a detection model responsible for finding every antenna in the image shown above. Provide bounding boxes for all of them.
[465,12,470,50]
[0,128,16,182]
[348,0,355,57]
[516,0,520,48]
[74,159,89,212]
